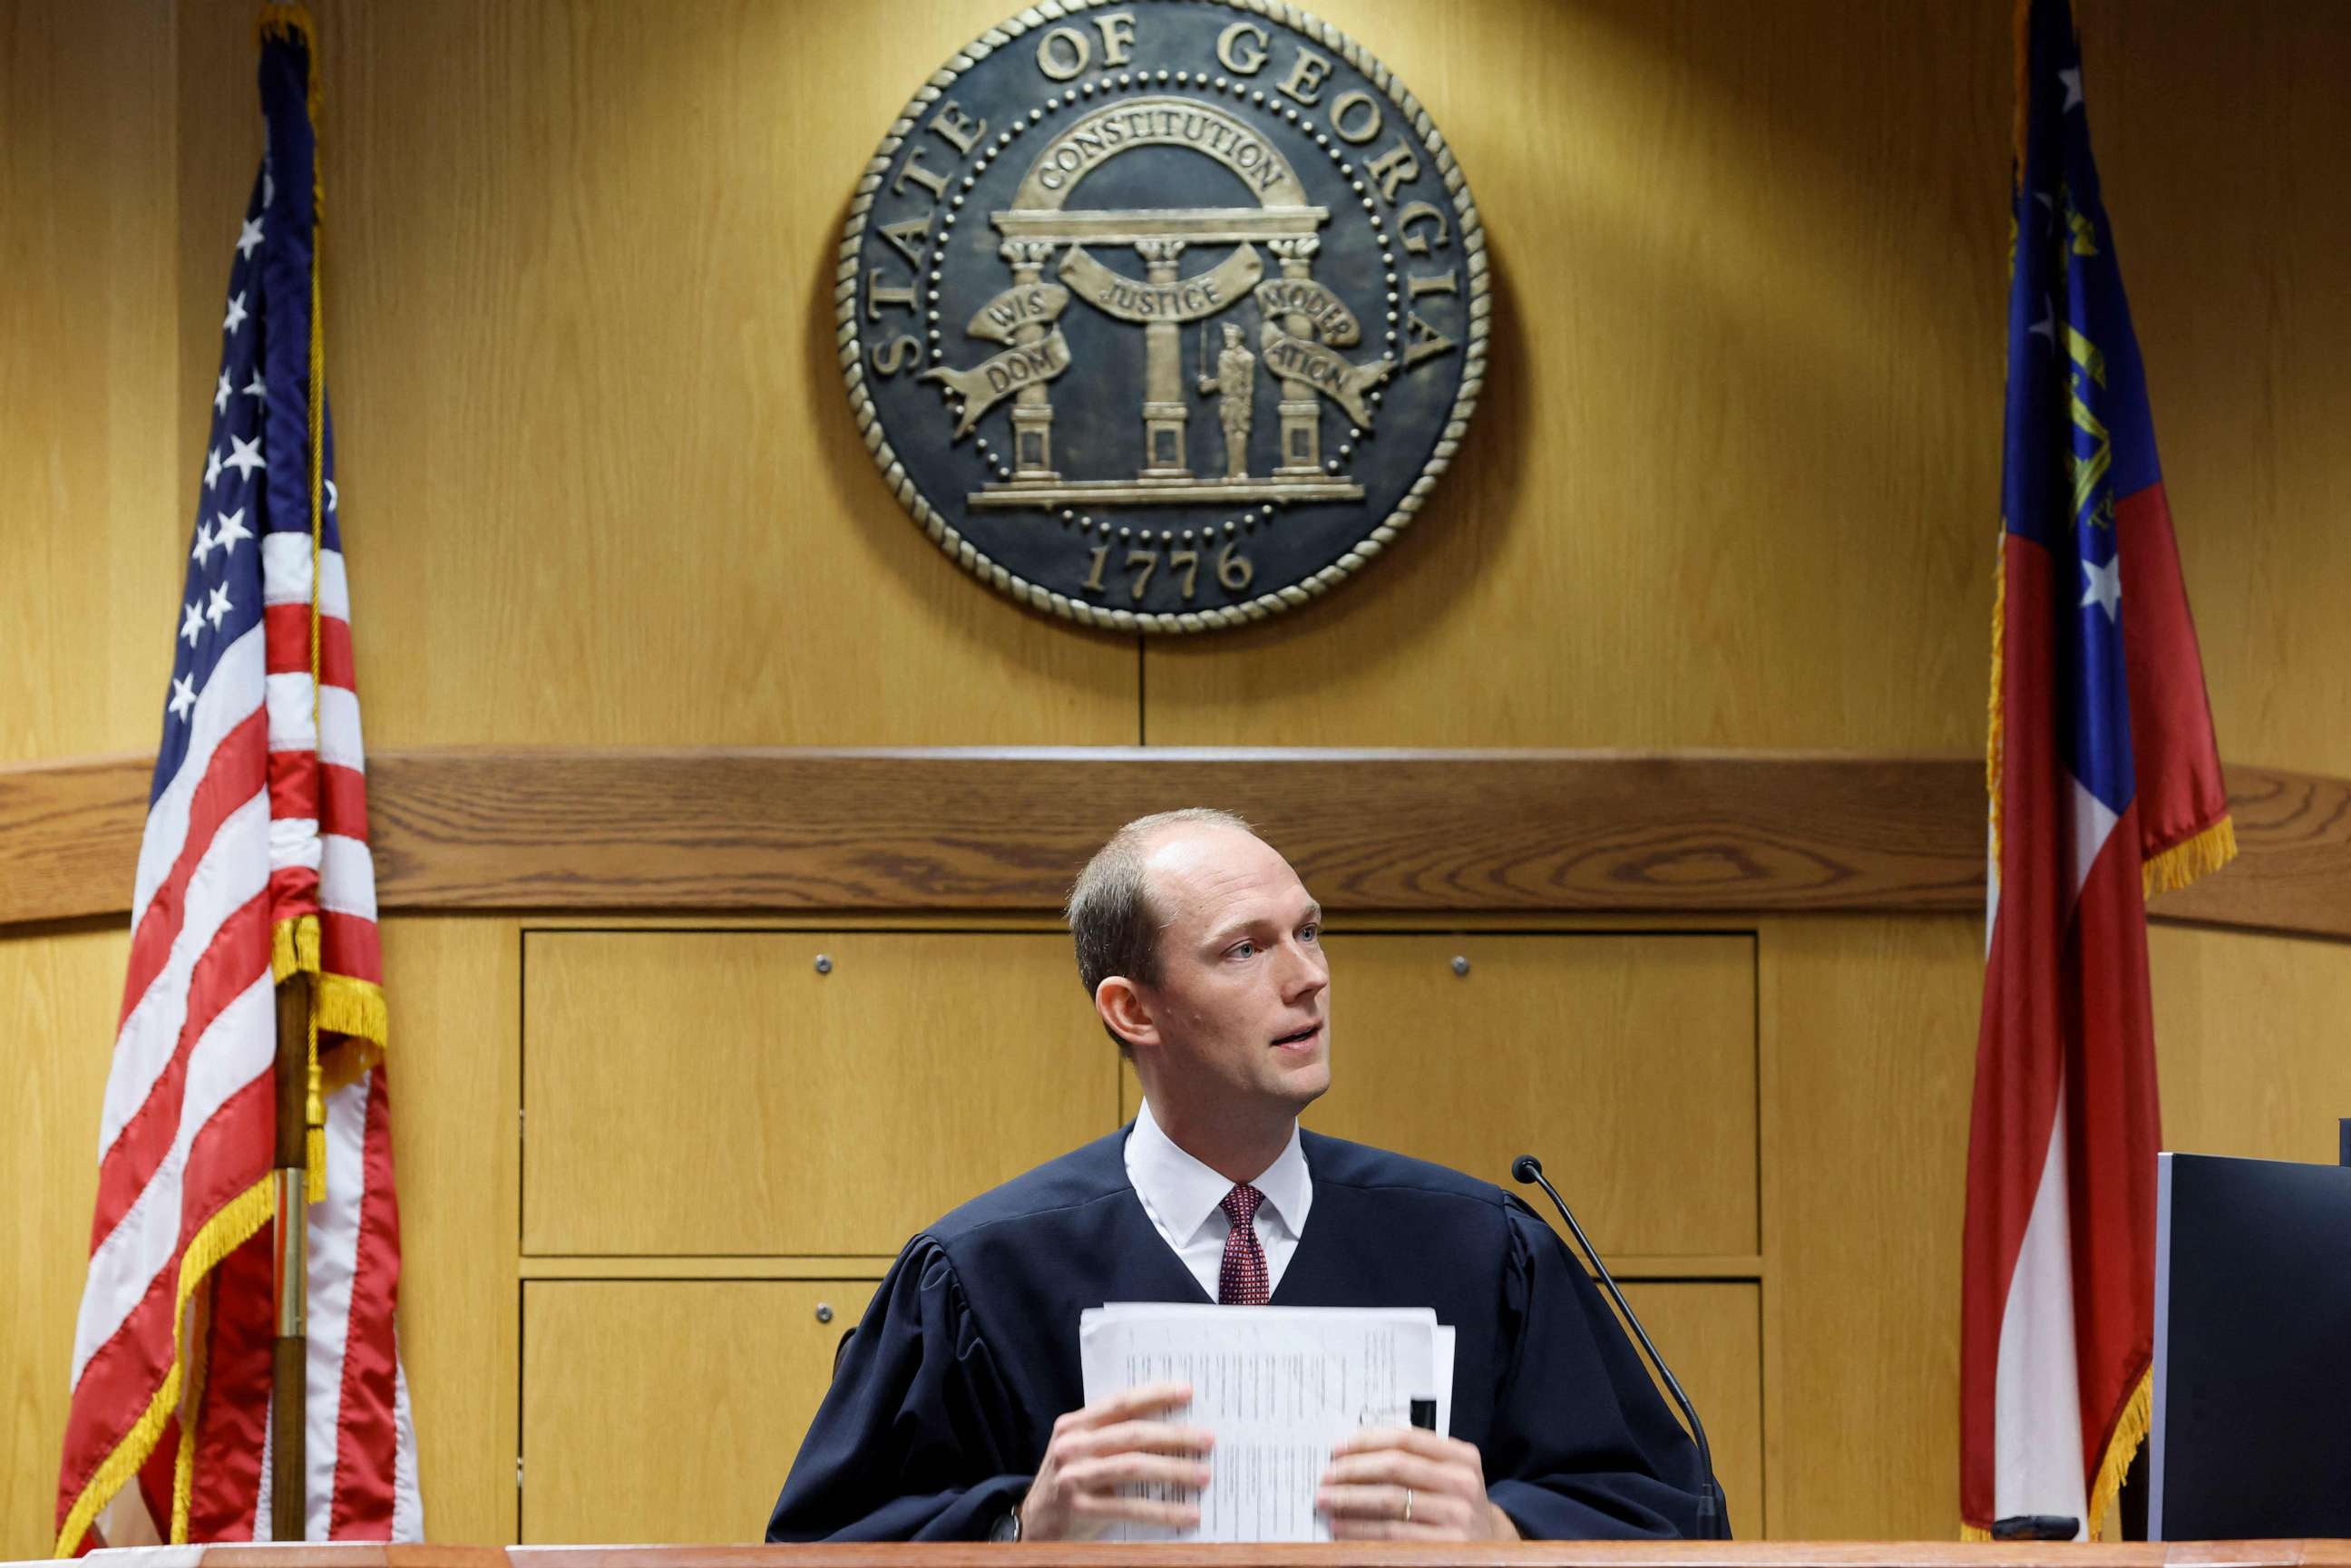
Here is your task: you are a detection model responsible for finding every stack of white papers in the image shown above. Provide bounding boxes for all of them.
[1078,1304,1455,1542]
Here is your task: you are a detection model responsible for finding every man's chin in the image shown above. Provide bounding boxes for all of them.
[1271,1052,1332,1107]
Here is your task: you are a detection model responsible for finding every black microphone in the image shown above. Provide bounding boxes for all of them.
[1512,1154,1725,1540]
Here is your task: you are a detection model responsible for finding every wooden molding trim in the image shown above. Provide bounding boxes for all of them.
[3,748,2345,939]
[132,1540,2351,1568]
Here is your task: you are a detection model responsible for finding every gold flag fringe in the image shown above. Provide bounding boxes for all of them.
[1985,530,2009,862]
[2143,815,2238,900]
[272,915,328,1201]
[169,1276,215,1543]
[52,1179,275,1555]
[2086,1368,2153,1542]
[268,917,391,1201]
[317,972,388,1056]
[1956,1368,2152,1543]
[306,1008,326,1203]
[269,913,319,985]
[256,3,322,134]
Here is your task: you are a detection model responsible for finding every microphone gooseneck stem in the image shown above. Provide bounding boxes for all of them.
[1512,1154,1725,1541]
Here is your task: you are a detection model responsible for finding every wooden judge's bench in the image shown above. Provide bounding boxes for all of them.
[20,1544,2351,1568]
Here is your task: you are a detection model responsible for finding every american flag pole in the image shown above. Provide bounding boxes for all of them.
[270,974,308,1543]
[266,0,335,1533]
[53,6,420,1548]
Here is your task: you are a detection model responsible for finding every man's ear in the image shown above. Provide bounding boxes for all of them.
[1096,975,1160,1052]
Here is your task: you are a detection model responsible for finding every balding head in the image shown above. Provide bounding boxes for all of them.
[1066,808,1254,1052]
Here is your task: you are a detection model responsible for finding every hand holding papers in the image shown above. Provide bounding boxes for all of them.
[1017,1380,1214,1542]
[1078,1304,1455,1542]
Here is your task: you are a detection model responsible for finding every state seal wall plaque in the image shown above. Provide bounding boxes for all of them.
[840,0,1488,632]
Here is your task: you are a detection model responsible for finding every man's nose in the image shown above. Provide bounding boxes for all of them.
[1276,938,1329,999]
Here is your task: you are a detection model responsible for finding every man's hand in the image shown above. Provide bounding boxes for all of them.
[1316,1428,1521,1541]
[1019,1381,1214,1542]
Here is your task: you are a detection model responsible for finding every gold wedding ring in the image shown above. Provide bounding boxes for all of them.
[1403,1486,1414,1524]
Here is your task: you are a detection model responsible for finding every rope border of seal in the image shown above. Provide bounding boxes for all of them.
[835,0,1490,634]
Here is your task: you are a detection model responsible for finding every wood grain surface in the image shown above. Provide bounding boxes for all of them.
[9,3,2347,1555]
[35,1538,2351,1568]
[1294,935,1759,1259]
[2074,4,2351,781]
[1612,1285,1766,1542]
[0,0,180,773]
[522,1281,883,1544]
[380,918,526,1546]
[5,749,2346,936]
[171,0,1141,760]
[0,926,125,1558]
[1138,0,2008,755]
[1759,919,1984,1541]
[521,930,1117,1257]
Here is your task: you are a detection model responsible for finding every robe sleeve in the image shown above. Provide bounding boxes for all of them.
[765,1236,1033,1542]
[1481,1201,1724,1539]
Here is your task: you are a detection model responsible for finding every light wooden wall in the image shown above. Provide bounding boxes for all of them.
[171,0,1141,752]
[5,0,2351,1556]
[1761,918,2351,1540]
[0,0,178,1550]
[156,0,2351,765]
[463,918,1777,1544]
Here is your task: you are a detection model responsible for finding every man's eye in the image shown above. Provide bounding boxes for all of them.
[1299,923,1321,943]
[1228,940,1257,959]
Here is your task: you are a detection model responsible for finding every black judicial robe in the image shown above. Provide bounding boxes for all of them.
[764,1127,1717,1542]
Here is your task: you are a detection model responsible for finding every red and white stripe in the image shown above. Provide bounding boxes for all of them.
[58,599,279,1551]
[57,521,419,1549]
[242,528,419,1542]
[248,1066,421,1539]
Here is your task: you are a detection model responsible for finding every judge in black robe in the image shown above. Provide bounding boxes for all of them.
[764,1124,1716,1541]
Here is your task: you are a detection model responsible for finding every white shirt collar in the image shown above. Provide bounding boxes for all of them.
[1128,1097,1312,1244]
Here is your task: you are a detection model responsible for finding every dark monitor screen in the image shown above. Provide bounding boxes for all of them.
[2151,1151,2351,1539]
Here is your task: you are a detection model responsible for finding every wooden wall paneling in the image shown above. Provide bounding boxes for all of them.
[2,8,180,1554]
[1614,1283,1766,1542]
[12,752,2351,939]
[175,0,1138,755]
[0,925,126,1561]
[2076,2,2351,779]
[521,930,1122,1256]
[513,1279,1753,1549]
[4,749,1985,927]
[172,0,259,566]
[1297,934,1758,1259]
[520,1279,882,1544]
[1753,915,1789,1543]
[1761,915,1981,1541]
[2149,925,2351,1166]
[68,1545,2351,1568]
[383,917,527,1545]
[1,0,180,766]
[1141,0,2009,751]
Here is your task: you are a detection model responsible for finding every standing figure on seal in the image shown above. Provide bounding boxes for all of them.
[1197,321,1257,480]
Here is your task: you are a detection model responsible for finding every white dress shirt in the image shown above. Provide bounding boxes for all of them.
[1123,1098,1313,1300]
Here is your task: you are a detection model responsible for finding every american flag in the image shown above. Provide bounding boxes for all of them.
[1959,0,2234,1541]
[53,12,421,1552]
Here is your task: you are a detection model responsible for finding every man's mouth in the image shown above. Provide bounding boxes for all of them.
[1270,1023,1322,1049]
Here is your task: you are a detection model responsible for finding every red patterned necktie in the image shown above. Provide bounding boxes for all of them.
[1217,1183,1271,1306]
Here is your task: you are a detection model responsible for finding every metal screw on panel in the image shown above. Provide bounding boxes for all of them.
[815,1303,834,1324]
[1450,955,1470,978]
[815,954,833,975]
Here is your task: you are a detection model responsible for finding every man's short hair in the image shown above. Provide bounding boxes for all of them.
[1066,807,1254,1055]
